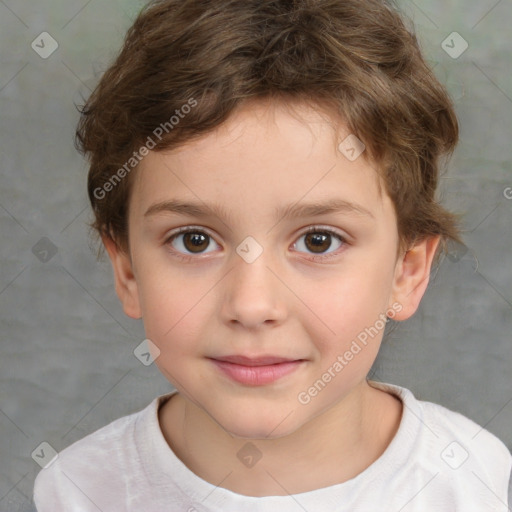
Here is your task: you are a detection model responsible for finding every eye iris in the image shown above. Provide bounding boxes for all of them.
[179,232,335,255]
[305,232,330,253]
[184,232,209,253]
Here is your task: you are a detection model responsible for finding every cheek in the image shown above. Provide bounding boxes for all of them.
[135,263,211,354]
[300,253,395,355]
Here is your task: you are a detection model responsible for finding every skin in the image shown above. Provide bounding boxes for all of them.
[104,98,440,496]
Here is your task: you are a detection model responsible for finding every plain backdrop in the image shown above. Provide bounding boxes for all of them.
[0,1,511,510]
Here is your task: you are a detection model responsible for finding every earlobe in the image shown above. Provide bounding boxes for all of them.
[102,235,142,319]
[388,236,440,321]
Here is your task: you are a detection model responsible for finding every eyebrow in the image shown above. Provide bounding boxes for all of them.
[144,197,374,221]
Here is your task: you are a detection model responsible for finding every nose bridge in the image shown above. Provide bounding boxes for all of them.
[221,240,287,327]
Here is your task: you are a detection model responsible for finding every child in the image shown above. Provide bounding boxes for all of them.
[34,0,511,510]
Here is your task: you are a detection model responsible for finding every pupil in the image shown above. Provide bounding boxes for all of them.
[181,232,332,255]
[184,233,208,253]
[306,233,330,253]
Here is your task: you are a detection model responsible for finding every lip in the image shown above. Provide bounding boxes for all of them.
[209,355,305,386]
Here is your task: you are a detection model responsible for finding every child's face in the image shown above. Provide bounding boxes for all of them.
[108,99,434,439]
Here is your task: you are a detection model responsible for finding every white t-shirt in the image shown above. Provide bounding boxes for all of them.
[33,381,512,511]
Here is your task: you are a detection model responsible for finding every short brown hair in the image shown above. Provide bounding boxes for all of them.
[76,0,462,259]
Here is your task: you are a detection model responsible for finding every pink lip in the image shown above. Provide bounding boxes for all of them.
[210,355,305,386]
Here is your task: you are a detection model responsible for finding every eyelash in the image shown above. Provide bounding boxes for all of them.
[164,225,348,262]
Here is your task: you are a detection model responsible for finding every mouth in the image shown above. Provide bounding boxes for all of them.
[208,355,306,386]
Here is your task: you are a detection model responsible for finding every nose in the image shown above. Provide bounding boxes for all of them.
[220,248,288,330]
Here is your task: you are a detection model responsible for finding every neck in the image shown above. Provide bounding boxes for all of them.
[159,380,402,496]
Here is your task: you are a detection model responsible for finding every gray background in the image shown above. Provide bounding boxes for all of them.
[0,1,511,510]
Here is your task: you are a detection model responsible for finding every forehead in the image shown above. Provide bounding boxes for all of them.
[159,98,367,165]
[131,99,390,222]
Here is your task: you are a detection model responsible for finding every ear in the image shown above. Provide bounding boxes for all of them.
[388,236,440,321]
[102,235,142,319]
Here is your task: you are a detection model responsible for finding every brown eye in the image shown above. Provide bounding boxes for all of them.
[294,228,345,258]
[183,232,209,253]
[167,229,220,256]
[304,232,331,253]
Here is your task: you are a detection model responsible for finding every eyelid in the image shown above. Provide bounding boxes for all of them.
[164,225,348,243]
[164,225,222,260]
[165,225,217,241]
[301,225,348,238]
[292,225,349,260]
[164,224,349,260]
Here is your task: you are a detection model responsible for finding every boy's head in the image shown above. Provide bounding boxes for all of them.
[75,0,462,438]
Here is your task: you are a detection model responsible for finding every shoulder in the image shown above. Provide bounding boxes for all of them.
[374,380,511,465]
[420,395,511,508]
[419,394,511,471]
[371,381,512,508]
[33,393,171,511]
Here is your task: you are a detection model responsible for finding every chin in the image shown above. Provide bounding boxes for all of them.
[211,405,305,441]
[224,422,293,441]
